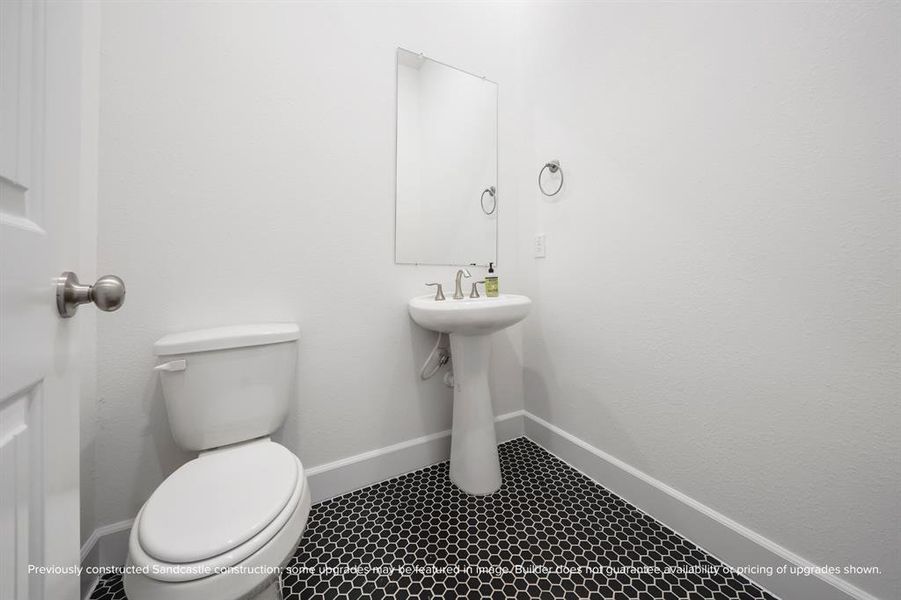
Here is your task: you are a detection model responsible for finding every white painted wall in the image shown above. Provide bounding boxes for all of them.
[85,4,899,599]
[519,2,900,598]
[93,1,529,530]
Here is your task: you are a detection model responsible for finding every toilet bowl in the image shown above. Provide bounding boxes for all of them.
[125,441,310,599]
[125,324,308,600]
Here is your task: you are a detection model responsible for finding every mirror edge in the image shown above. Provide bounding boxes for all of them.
[393,47,500,268]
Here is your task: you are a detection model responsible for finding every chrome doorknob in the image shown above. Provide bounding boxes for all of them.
[56,272,126,318]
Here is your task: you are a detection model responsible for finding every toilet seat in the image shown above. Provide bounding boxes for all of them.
[129,440,305,583]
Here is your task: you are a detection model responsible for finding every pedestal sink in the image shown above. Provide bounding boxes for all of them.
[408,293,531,494]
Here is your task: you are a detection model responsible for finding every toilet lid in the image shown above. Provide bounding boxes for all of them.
[138,441,299,564]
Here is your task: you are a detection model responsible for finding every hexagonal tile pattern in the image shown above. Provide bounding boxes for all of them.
[89,438,779,600]
[89,571,126,600]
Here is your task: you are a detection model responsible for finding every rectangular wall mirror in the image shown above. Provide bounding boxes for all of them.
[395,48,498,266]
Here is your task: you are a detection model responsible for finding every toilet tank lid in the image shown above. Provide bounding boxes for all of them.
[154,323,299,356]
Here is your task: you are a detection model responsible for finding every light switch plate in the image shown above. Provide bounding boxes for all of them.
[534,234,546,258]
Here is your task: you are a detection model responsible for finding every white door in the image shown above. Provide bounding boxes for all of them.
[1,1,97,599]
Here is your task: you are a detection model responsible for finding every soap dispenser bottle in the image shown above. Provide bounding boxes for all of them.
[485,262,499,297]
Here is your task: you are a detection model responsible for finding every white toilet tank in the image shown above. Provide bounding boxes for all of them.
[153,323,299,451]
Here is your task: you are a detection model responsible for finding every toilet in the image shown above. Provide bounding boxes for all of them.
[124,323,310,600]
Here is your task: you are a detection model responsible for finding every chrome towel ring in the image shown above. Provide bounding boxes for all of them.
[539,160,564,196]
[481,186,497,215]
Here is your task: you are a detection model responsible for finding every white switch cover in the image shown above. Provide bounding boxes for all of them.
[534,234,547,258]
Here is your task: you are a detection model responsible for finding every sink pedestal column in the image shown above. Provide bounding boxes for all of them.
[448,333,501,495]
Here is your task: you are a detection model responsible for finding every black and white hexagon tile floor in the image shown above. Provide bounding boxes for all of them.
[89,438,779,600]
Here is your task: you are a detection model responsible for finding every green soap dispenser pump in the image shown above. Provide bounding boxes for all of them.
[485,262,499,297]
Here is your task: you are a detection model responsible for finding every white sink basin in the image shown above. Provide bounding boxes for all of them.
[408,294,531,336]
[408,292,531,495]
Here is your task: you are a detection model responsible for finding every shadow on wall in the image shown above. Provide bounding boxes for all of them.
[272,348,303,458]
[523,312,650,474]
[489,330,523,417]
[406,318,454,430]
[406,315,525,431]
[79,437,96,542]
[133,370,192,512]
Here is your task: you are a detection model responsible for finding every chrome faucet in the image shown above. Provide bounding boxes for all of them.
[453,269,471,299]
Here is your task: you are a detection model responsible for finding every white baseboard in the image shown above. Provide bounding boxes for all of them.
[307,409,525,503]
[79,409,526,592]
[81,409,879,600]
[523,411,882,600]
[80,518,133,599]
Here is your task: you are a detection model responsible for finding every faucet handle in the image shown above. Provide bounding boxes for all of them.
[425,283,446,301]
[470,281,485,298]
